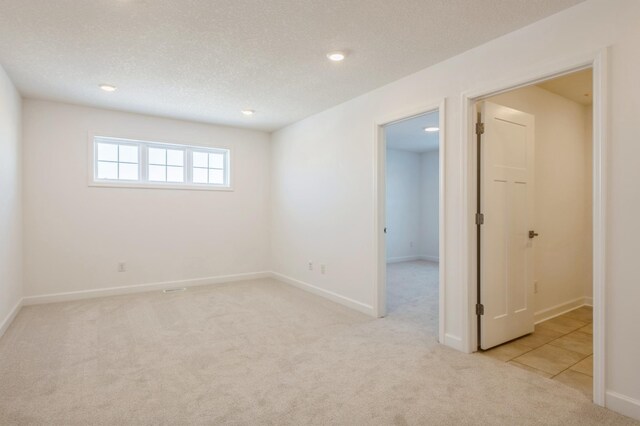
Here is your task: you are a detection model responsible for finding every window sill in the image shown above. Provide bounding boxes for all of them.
[89,181,234,191]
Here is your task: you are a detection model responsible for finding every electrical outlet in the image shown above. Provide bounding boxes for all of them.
[118,262,126,272]
[308,261,313,271]
[320,264,326,274]
[534,281,539,294]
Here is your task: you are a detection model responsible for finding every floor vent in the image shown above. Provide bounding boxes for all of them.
[163,288,187,293]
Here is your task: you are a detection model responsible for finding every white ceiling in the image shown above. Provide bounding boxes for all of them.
[537,68,593,105]
[386,111,439,153]
[0,0,584,131]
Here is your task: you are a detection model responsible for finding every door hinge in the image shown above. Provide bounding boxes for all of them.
[475,213,484,225]
[476,303,484,316]
[476,122,485,135]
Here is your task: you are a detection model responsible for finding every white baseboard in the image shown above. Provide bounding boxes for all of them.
[0,298,23,338]
[387,255,422,263]
[20,271,375,320]
[443,333,463,351]
[606,391,640,421]
[270,272,375,317]
[387,255,439,264]
[22,271,271,306]
[534,297,592,324]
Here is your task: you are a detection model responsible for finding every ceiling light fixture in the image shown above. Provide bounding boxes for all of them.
[424,127,439,132]
[241,109,255,116]
[99,84,117,92]
[327,51,346,62]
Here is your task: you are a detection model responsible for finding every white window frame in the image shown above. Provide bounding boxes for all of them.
[89,135,233,191]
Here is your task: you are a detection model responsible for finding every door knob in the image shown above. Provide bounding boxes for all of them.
[528,230,539,239]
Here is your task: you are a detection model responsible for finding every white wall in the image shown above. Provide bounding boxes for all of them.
[270,0,640,415]
[385,148,439,263]
[385,149,422,262]
[419,149,439,261]
[487,86,592,318]
[22,100,270,298]
[0,65,22,335]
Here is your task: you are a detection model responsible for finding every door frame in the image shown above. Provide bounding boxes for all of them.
[373,99,446,345]
[461,49,608,405]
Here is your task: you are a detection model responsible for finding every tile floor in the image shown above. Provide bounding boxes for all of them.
[482,306,593,399]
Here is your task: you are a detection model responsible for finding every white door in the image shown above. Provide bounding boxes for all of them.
[479,101,535,350]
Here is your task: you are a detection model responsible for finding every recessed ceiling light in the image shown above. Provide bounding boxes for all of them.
[241,109,255,116]
[327,51,346,62]
[424,127,439,132]
[99,84,117,92]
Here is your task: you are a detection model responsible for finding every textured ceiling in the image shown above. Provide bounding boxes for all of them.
[386,111,439,153]
[0,0,584,131]
[537,68,593,105]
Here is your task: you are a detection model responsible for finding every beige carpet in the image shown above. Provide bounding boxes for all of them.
[0,261,636,425]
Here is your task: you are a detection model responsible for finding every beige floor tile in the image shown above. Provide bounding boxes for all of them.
[548,331,593,355]
[507,360,553,378]
[538,315,587,334]
[553,369,593,399]
[513,345,585,375]
[570,355,593,377]
[482,340,532,362]
[516,325,564,349]
[579,323,593,335]
[562,306,593,323]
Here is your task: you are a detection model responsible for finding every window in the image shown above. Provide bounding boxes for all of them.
[148,147,185,183]
[92,136,231,189]
[193,151,226,185]
[96,141,140,180]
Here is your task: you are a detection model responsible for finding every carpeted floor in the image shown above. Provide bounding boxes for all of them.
[0,261,636,425]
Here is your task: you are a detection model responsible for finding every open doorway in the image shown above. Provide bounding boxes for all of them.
[375,103,445,343]
[475,69,595,399]
[385,112,440,326]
